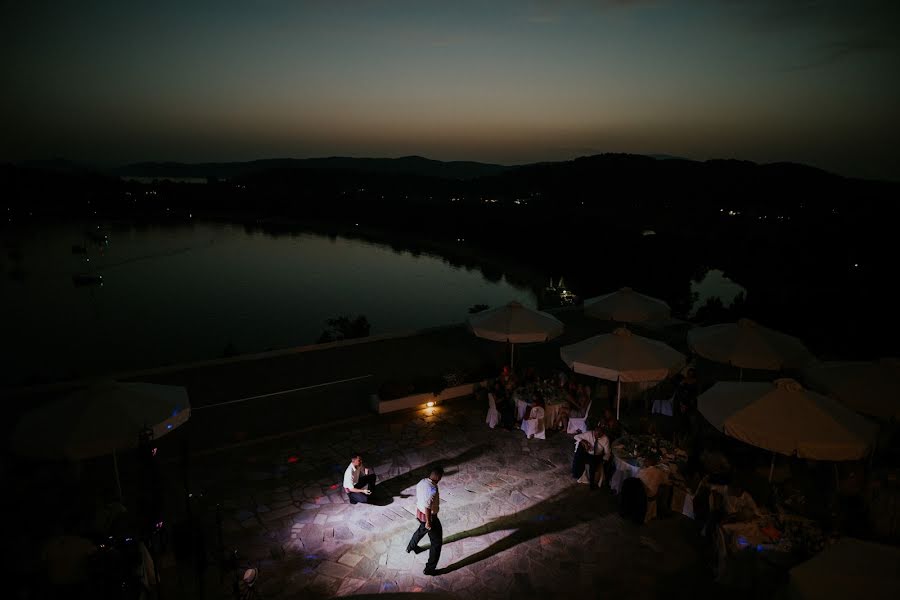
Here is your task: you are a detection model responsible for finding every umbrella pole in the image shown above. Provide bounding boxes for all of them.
[616,379,622,420]
[739,367,743,382]
[113,448,123,501]
[510,342,515,371]
[768,452,775,483]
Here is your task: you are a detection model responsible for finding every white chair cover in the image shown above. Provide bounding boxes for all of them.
[515,398,529,421]
[486,393,500,429]
[521,406,546,440]
[566,400,592,435]
[651,396,674,416]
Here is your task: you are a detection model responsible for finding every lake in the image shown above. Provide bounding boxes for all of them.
[1,220,746,387]
[1,221,538,386]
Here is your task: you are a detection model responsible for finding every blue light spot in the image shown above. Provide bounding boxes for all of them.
[166,424,173,430]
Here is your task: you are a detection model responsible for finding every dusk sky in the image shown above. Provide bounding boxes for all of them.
[3,1,899,179]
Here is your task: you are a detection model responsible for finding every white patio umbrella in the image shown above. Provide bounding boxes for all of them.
[12,381,191,498]
[801,358,900,420]
[698,379,876,479]
[687,318,813,379]
[468,301,564,369]
[560,327,686,419]
[583,286,671,323]
[785,538,900,600]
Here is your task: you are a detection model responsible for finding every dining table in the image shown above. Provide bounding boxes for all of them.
[610,434,703,518]
[512,382,570,429]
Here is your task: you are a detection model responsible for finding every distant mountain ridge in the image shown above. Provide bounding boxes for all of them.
[12,152,889,186]
[114,155,511,181]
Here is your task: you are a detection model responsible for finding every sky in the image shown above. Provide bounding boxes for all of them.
[2,0,899,179]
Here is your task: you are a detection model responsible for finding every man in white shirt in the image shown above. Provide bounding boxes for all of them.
[343,452,377,504]
[406,465,444,575]
[572,423,610,490]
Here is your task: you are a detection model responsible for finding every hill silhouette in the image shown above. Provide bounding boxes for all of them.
[114,155,511,181]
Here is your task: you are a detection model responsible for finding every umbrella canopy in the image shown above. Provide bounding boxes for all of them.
[12,381,191,461]
[468,301,564,344]
[687,318,813,371]
[583,287,671,323]
[468,301,564,369]
[786,538,900,600]
[561,327,685,382]
[561,328,685,418]
[698,378,876,460]
[801,358,900,420]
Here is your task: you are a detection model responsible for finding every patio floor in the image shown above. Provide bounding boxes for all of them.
[161,395,714,599]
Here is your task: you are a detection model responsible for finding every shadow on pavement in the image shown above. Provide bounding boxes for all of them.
[432,485,617,574]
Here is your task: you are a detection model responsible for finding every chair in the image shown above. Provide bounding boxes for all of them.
[486,393,500,429]
[566,400,592,435]
[520,406,546,440]
[619,477,648,525]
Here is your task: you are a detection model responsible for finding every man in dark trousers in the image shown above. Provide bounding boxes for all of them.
[406,465,444,575]
[572,422,610,490]
[343,452,377,504]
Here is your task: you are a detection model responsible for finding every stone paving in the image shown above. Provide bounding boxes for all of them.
[166,396,713,599]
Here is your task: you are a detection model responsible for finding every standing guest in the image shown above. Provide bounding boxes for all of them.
[343,453,377,504]
[572,423,611,490]
[406,466,444,575]
[492,383,515,429]
[523,366,537,385]
[674,368,699,412]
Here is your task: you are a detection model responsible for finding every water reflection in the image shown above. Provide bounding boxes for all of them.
[2,221,537,386]
[690,269,747,317]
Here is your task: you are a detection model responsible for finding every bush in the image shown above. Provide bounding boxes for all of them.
[317,314,371,343]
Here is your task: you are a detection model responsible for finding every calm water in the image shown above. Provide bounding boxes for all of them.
[690,269,746,316]
[1,222,537,386]
[2,221,746,386]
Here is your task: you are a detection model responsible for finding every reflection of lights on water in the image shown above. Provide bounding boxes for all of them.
[426,401,435,407]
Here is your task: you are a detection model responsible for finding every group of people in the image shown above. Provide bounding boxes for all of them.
[486,366,595,431]
[337,365,696,576]
[342,452,445,576]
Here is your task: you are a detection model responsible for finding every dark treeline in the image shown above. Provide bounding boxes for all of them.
[2,154,898,357]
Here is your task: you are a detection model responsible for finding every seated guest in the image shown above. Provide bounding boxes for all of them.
[710,482,763,521]
[637,456,670,522]
[343,452,377,504]
[525,391,545,420]
[572,422,611,490]
[638,456,669,497]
